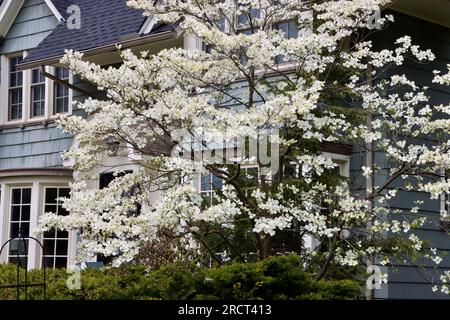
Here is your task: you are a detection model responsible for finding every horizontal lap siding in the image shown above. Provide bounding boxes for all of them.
[0,0,58,54]
[364,11,450,299]
[0,123,73,169]
[0,0,71,170]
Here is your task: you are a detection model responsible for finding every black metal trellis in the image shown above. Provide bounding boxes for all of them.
[0,227,46,300]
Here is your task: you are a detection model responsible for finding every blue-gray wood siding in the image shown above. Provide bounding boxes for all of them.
[0,0,59,54]
[361,11,450,299]
[0,123,73,169]
[0,0,72,170]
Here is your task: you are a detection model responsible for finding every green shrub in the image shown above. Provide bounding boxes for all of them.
[0,254,362,300]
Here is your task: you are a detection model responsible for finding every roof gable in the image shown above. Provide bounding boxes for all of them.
[0,0,66,40]
[46,0,74,21]
[20,0,176,68]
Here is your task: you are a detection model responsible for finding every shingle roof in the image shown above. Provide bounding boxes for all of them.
[21,0,175,66]
[51,0,74,20]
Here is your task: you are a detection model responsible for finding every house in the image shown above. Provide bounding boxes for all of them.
[0,0,448,299]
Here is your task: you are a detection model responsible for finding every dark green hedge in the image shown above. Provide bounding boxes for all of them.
[0,255,362,300]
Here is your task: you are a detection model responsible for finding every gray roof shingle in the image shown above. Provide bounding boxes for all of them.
[51,0,74,19]
[21,0,175,66]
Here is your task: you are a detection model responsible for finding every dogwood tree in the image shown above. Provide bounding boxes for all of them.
[37,0,450,295]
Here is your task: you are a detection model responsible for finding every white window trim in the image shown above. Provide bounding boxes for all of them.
[0,178,74,269]
[0,53,73,126]
[322,152,350,178]
[38,185,72,269]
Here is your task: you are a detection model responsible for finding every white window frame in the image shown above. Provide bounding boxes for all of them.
[0,178,75,270]
[304,152,350,249]
[6,186,32,266]
[30,67,46,119]
[0,52,73,125]
[40,185,71,269]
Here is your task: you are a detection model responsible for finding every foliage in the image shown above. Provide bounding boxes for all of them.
[0,255,362,300]
[34,0,450,295]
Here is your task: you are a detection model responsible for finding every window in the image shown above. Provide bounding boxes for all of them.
[42,187,70,269]
[2,54,72,124]
[440,170,450,227]
[201,172,223,206]
[8,188,31,266]
[241,166,259,197]
[236,8,261,32]
[275,20,299,64]
[8,56,23,120]
[54,67,70,114]
[31,68,46,118]
[99,171,142,215]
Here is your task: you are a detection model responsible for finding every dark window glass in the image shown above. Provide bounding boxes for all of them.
[11,206,21,221]
[12,189,21,204]
[45,188,58,204]
[55,257,68,269]
[56,240,68,255]
[43,240,55,256]
[22,188,31,204]
[21,205,30,221]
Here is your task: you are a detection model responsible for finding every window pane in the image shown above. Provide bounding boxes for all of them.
[10,223,20,238]
[57,230,69,238]
[21,223,30,237]
[54,68,70,115]
[56,240,68,255]
[32,68,45,83]
[237,8,260,28]
[55,67,69,80]
[55,257,67,269]
[45,188,58,204]
[44,205,57,214]
[59,188,70,199]
[11,206,21,221]
[44,230,56,238]
[31,84,45,117]
[9,56,24,121]
[12,189,21,204]
[212,175,223,190]
[55,96,69,114]
[201,173,212,192]
[43,240,55,256]
[22,188,31,204]
[43,257,54,268]
[59,207,69,216]
[21,205,30,221]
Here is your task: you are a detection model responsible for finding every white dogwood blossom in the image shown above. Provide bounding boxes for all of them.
[34,0,450,293]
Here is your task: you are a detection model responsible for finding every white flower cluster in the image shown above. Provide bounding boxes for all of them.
[31,0,450,295]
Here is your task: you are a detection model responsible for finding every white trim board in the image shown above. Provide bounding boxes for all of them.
[44,0,64,22]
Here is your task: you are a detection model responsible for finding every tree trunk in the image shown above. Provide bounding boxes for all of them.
[258,235,272,260]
